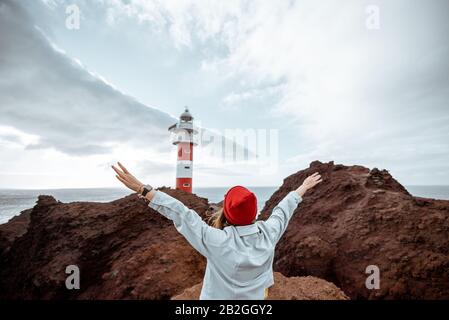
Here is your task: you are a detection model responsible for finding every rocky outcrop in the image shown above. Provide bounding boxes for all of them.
[0,184,349,300]
[261,161,449,299]
[0,209,30,255]
[172,272,349,300]
[1,160,447,300]
[0,188,209,299]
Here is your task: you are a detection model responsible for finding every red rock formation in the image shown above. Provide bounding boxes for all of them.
[172,272,349,300]
[2,161,446,300]
[261,161,449,299]
[0,184,349,300]
[0,209,30,254]
[0,188,208,299]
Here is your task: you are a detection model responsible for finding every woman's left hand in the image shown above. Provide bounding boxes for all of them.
[112,162,144,193]
[296,172,322,197]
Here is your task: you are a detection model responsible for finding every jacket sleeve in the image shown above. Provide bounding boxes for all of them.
[264,191,302,244]
[148,191,227,258]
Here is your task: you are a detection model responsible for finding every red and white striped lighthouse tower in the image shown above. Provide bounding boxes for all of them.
[168,107,197,193]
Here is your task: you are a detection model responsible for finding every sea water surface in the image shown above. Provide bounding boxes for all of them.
[1,186,448,225]
[0,187,277,224]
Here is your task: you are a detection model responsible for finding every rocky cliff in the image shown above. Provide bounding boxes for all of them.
[1,161,448,299]
[0,188,208,299]
[261,161,449,299]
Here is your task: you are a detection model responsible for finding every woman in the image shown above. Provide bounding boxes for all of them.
[112,162,322,300]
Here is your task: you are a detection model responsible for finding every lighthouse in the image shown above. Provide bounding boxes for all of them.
[168,107,198,193]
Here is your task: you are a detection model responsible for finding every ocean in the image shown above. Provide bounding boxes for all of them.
[0,187,277,225]
[0,186,448,225]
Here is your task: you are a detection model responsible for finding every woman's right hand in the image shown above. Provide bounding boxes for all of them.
[111,162,144,193]
[296,172,322,197]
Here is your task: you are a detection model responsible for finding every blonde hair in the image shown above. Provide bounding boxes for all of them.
[208,208,229,230]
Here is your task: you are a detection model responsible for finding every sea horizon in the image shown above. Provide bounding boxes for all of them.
[1,185,449,225]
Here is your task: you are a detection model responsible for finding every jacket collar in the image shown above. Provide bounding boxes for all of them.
[235,223,259,236]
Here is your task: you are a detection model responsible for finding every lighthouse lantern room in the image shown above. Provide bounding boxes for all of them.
[168,107,198,193]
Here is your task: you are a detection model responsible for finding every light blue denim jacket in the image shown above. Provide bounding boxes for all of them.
[148,190,302,300]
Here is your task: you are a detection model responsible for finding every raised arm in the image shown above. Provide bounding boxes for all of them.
[148,190,230,257]
[265,172,322,244]
[111,162,226,258]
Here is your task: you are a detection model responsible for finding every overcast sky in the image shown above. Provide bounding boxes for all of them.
[0,0,448,189]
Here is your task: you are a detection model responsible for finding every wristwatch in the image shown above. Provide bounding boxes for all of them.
[140,184,153,197]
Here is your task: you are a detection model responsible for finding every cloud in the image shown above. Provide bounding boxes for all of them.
[0,126,40,148]
[221,84,284,110]
[0,0,252,161]
[101,0,449,183]
[0,0,175,157]
[1,0,448,186]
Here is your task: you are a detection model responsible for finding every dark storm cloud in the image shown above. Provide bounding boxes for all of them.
[0,0,175,156]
